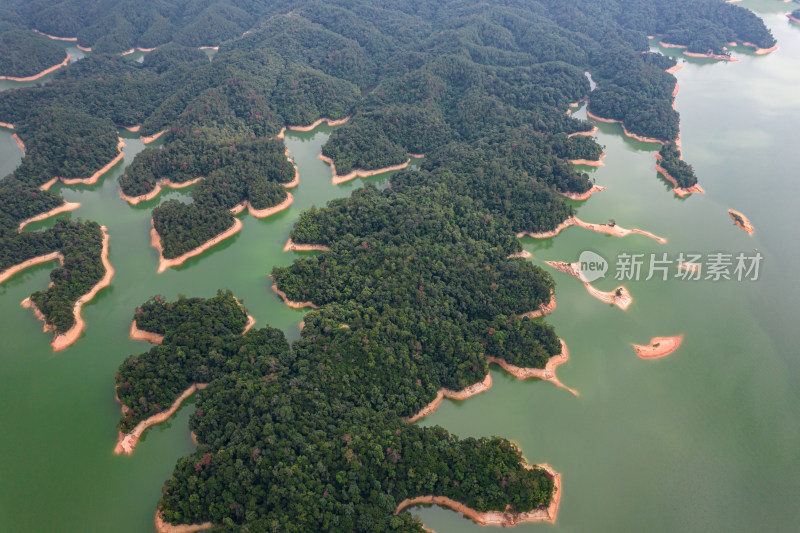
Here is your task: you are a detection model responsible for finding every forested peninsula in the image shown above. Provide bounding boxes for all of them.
[0,0,776,530]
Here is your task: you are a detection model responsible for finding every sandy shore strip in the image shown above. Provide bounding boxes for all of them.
[0,251,64,285]
[283,146,300,188]
[283,238,330,252]
[197,46,219,51]
[18,202,81,231]
[653,155,705,197]
[737,41,778,55]
[665,64,683,74]
[141,129,167,144]
[287,116,351,132]
[152,217,243,273]
[243,193,294,218]
[115,383,208,455]
[318,153,411,185]
[507,249,532,259]
[683,51,739,61]
[129,320,165,344]
[545,261,632,310]
[0,54,70,81]
[789,14,800,23]
[41,138,125,189]
[21,226,114,350]
[488,338,578,396]
[155,511,213,533]
[633,336,683,359]
[395,462,561,526]
[404,374,493,423]
[33,30,77,41]
[120,48,135,56]
[518,289,556,319]
[659,41,687,49]
[0,121,14,129]
[559,185,606,201]
[585,110,667,144]
[567,126,598,138]
[122,124,141,132]
[12,133,25,154]
[569,152,606,167]
[232,296,256,334]
[270,281,319,309]
[120,177,204,205]
[518,216,666,244]
[728,209,754,234]
[76,45,92,52]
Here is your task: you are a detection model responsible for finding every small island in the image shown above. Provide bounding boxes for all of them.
[633,336,683,359]
[729,209,754,234]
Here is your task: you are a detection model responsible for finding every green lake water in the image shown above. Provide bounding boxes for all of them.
[1,4,799,531]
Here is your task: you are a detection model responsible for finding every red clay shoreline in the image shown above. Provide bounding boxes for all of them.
[569,152,606,167]
[21,226,114,351]
[319,153,412,185]
[653,154,705,197]
[271,281,319,309]
[120,177,204,205]
[18,201,81,230]
[40,138,126,190]
[517,215,667,244]
[633,336,683,359]
[394,462,562,527]
[545,261,632,310]
[789,14,800,23]
[0,54,71,81]
[283,239,330,252]
[559,185,606,201]
[0,251,64,285]
[728,209,754,234]
[115,383,208,455]
[151,217,243,273]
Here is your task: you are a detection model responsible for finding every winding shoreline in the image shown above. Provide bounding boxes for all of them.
[129,320,165,344]
[633,336,683,359]
[569,152,606,167]
[488,339,578,396]
[155,511,213,533]
[237,193,294,218]
[789,14,800,23]
[404,374,493,423]
[567,126,598,138]
[152,217,243,273]
[287,116,351,132]
[395,462,561,527]
[283,238,330,252]
[40,139,126,190]
[0,54,71,81]
[271,281,319,309]
[114,383,208,455]
[21,226,114,351]
[12,133,25,153]
[140,129,167,144]
[653,155,705,197]
[517,216,666,244]
[558,185,606,201]
[518,289,555,319]
[0,251,64,285]
[545,261,632,310]
[728,209,754,234]
[18,202,81,231]
[586,110,668,144]
[120,177,204,205]
[33,30,77,41]
[318,153,412,185]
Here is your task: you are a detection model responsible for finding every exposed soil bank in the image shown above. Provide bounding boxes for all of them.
[0,54,70,81]
[18,202,80,231]
[404,374,493,423]
[518,216,666,244]
[518,289,555,319]
[129,320,164,344]
[21,226,114,351]
[318,153,411,185]
[559,185,606,201]
[270,281,319,309]
[488,339,579,396]
[728,209,754,234]
[569,152,606,167]
[40,139,125,189]
[395,462,561,527]
[653,155,705,197]
[152,217,243,273]
[115,384,208,455]
[120,177,204,205]
[141,129,167,144]
[545,261,632,310]
[283,239,330,252]
[0,252,63,285]
[633,336,683,359]
[567,126,598,138]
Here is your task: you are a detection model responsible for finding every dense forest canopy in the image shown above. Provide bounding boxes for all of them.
[0,0,776,530]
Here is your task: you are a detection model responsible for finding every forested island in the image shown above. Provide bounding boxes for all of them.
[0,0,777,530]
